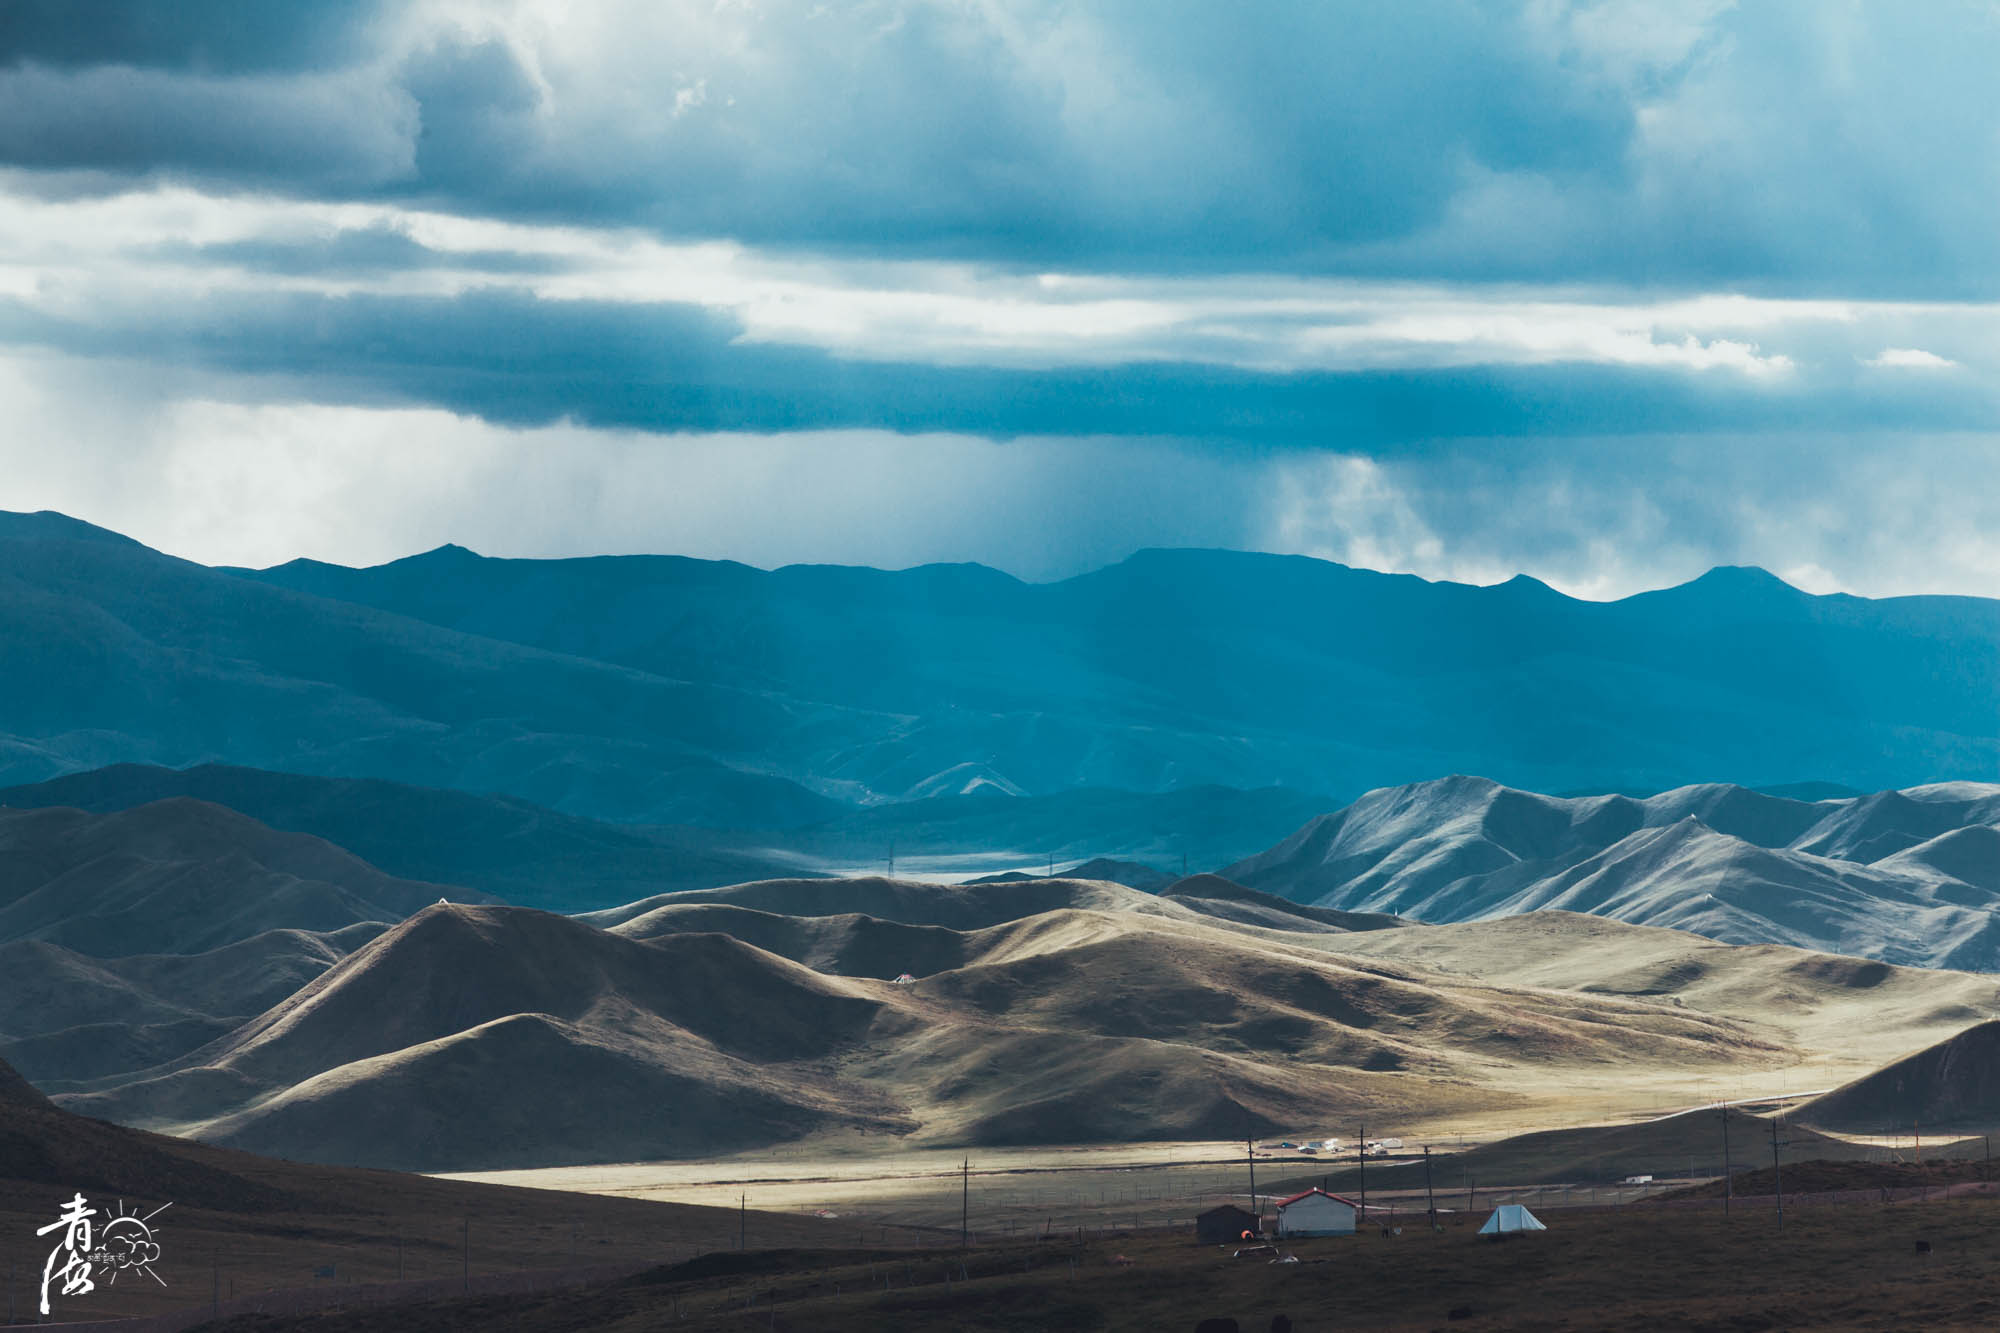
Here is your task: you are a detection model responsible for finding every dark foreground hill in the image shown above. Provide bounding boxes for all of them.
[93,1175,2000,1331]
[1226,775,2000,969]
[1800,1021,2000,1134]
[0,798,472,956]
[0,1051,929,1325]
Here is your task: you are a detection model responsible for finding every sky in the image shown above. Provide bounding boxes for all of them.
[4,0,2000,596]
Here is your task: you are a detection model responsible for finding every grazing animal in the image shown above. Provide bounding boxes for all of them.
[1271,1317,1295,1333]
[1448,1306,1475,1321]
[1915,1239,1933,1255]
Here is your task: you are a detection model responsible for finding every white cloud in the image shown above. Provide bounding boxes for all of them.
[1865,346,1958,369]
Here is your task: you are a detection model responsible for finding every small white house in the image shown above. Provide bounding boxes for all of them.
[1273,1188,1358,1238]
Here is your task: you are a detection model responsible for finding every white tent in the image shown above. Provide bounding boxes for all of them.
[1478,1205,1547,1235]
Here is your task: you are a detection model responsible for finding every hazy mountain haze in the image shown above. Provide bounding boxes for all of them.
[6,512,2000,819]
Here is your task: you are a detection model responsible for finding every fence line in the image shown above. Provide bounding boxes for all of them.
[19,1260,650,1332]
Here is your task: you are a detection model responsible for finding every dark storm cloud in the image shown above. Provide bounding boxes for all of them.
[3,285,1991,444]
[1,2,1996,295]
[0,0,378,72]
[145,224,574,278]
[0,62,413,185]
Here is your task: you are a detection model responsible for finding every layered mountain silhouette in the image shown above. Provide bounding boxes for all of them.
[1226,775,2000,969]
[0,798,470,956]
[10,510,2000,821]
[236,539,2000,798]
[0,512,842,826]
[0,764,1330,909]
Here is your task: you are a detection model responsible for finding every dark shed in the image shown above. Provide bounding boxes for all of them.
[1195,1203,1260,1244]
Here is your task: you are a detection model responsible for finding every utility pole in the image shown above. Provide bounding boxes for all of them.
[887,840,895,879]
[1721,1106,1733,1218]
[1246,1138,1257,1229]
[1771,1117,1790,1232]
[962,1158,970,1249]
[1422,1146,1437,1229]
[740,1194,747,1250]
[1357,1121,1366,1223]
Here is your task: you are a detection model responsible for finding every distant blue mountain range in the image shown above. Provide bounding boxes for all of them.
[3,508,1997,825]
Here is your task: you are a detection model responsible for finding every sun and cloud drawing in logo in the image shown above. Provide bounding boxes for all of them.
[37,1193,170,1316]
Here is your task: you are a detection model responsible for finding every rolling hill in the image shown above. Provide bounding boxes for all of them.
[1799,1020,2000,1135]
[0,797,471,956]
[1225,775,2000,969]
[0,923,385,1087]
[1267,1106,1867,1198]
[60,903,913,1170]
[44,876,2000,1173]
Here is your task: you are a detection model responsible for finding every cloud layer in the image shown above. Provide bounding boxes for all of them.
[1,1,1998,596]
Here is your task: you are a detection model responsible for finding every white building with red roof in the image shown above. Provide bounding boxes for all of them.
[1273,1187,1358,1237]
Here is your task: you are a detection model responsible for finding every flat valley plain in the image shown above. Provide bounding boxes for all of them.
[182,1195,2000,1332]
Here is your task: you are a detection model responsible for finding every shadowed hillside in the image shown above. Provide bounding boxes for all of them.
[0,923,385,1087]
[0,798,471,956]
[0,1050,937,1326]
[1267,1107,1866,1197]
[1801,1021,2000,1134]
[0,763,811,911]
